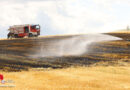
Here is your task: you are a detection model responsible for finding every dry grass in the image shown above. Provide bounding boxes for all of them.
[0,66,130,90]
[109,30,130,33]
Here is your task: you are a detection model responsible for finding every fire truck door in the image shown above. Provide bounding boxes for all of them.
[25,27,29,33]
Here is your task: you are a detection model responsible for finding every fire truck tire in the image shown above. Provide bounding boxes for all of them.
[14,34,19,38]
[34,35,38,37]
[7,35,10,39]
[7,34,11,39]
[29,33,33,37]
[7,33,14,39]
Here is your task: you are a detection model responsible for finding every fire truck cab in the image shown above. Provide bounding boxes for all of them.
[8,24,40,38]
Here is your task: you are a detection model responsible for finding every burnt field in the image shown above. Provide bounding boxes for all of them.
[0,33,130,71]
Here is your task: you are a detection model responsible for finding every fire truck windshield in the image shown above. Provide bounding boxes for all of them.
[36,25,40,29]
[31,25,40,30]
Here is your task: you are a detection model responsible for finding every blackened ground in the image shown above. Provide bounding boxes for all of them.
[0,33,129,71]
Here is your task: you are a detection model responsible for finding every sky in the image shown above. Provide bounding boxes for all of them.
[0,0,130,38]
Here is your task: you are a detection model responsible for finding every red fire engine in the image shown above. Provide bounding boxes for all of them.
[8,24,40,38]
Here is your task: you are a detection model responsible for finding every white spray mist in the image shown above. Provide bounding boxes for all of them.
[31,34,121,58]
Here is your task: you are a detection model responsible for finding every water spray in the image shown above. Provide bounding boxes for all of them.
[31,34,121,58]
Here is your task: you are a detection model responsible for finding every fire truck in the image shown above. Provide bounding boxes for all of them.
[8,24,40,38]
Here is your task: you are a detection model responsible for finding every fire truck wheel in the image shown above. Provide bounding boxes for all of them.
[34,35,38,37]
[7,33,14,39]
[29,33,33,37]
[14,34,18,38]
[7,34,10,39]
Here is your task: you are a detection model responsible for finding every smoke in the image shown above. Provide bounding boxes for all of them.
[32,34,121,58]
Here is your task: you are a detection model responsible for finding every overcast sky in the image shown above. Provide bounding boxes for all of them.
[0,0,130,38]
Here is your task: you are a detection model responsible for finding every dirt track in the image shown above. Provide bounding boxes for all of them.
[0,33,130,71]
